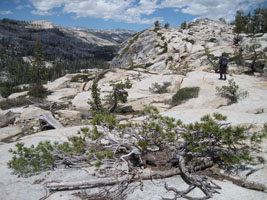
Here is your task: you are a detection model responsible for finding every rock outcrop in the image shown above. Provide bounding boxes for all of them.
[111,18,266,73]
[0,110,18,128]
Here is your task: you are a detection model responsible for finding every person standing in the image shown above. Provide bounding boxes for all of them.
[219,53,228,80]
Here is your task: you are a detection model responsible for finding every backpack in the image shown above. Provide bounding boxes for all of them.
[221,57,228,66]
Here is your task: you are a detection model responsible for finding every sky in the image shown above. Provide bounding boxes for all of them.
[0,0,266,31]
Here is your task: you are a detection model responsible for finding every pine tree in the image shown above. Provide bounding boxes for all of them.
[88,81,104,115]
[180,21,187,29]
[164,22,170,29]
[154,20,160,29]
[234,7,267,34]
[28,39,47,98]
[234,10,246,33]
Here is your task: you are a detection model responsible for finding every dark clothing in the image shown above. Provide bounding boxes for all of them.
[219,56,228,80]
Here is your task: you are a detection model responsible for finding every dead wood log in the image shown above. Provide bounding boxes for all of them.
[46,161,266,198]
[204,166,267,193]
[46,159,215,192]
[39,113,64,130]
[46,168,182,191]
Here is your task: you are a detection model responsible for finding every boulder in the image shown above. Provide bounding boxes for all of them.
[46,88,79,103]
[19,106,51,121]
[57,110,81,119]
[84,81,93,91]
[191,44,205,53]
[0,125,22,142]
[8,91,28,99]
[45,76,71,91]
[72,91,91,112]
[0,111,18,128]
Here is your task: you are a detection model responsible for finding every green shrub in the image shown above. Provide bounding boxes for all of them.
[8,142,54,175]
[149,82,171,94]
[7,135,87,175]
[182,113,255,164]
[28,83,48,98]
[229,54,244,66]
[0,84,28,98]
[89,78,132,114]
[91,114,118,130]
[141,105,159,115]
[104,78,132,113]
[183,38,195,44]
[159,42,168,55]
[216,79,248,103]
[0,96,31,110]
[205,49,220,73]
[171,87,200,106]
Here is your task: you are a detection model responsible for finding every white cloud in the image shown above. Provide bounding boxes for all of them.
[28,0,266,24]
[16,5,24,10]
[160,0,266,22]
[0,10,13,15]
[31,10,55,16]
[16,4,32,10]
[29,0,65,11]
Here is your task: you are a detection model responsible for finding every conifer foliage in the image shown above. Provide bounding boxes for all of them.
[88,76,132,114]
[234,7,267,34]
[28,39,47,98]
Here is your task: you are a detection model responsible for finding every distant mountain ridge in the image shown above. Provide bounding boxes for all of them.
[0,18,136,61]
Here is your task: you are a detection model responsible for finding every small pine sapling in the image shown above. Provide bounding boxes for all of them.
[216,79,248,103]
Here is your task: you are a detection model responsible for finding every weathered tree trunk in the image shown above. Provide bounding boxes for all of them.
[47,168,181,191]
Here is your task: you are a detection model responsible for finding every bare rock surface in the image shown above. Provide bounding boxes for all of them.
[72,91,91,112]
[0,125,22,142]
[0,110,18,128]
[19,106,51,121]
[7,91,28,99]
[46,88,79,103]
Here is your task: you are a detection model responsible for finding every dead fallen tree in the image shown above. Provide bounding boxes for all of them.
[39,113,64,130]
[47,161,267,195]
[8,106,267,199]
[47,168,182,191]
